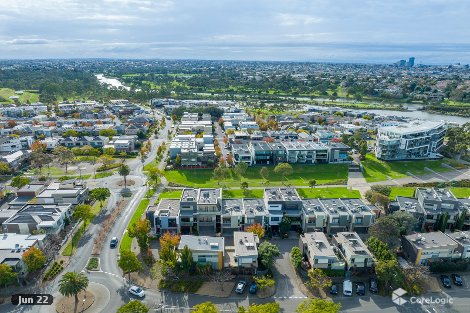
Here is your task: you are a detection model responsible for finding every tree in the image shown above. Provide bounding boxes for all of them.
[63,130,79,137]
[98,154,115,168]
[118,250,143,281]
[455,208,467,230]
[279,216,292,236]
[128,219,151,252]
[258,241,280,269]
[366,191,390,210]
[0,263,17,287]
[307,268,332,290]
[366,236,396,261]
[436,212,450,232]
[30,140,46,152]
[99,129,117,137]
[117,300,149,313]
[259,166,269,182]
[274,163,293,181]
[371,185,392,197]
[376,259,404,291]
[58,271,89,312]
[245,223,265,240]
[11,175,30,188]
[53,146,75,173]
[118,164,130,188]
[242,303,280,313]
[358,140,368,158]
[369,216,401,249]
[89,188,111,208]
[180,245,193,273]
[193,302,219,313]
[390,211,418,235]
[147,167,162,188]
[291,246,303,269]
[234,161,248,178]
[73,204,93,228]
[30,152,52,174]
[0,161,11,175]
[159,232,180,272]
[213,166,229,186]
[308,179,316,189]
[296,299,341,313]
[103,147,116,156]
[252,275,275,291]
[22,246,46,272]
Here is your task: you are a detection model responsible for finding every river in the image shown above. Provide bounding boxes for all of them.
[95,74,130,91]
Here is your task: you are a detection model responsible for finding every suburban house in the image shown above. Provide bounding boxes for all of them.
[35,181,89,206]
[402,231,460,266]
[232,231,259,272]
[445,231,470,259]
[332,232,374,270]
[300,231,345,270]
[178,235,225,270]
[0,233,46,277]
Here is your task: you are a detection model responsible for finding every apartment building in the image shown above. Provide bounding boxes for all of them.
[178,235,225,270]
[402,231,460,266]
[169,135,216,167]
[375,120,446,160]
[332,232,374,270]
[147,199,181,235]
[300,231,345,270]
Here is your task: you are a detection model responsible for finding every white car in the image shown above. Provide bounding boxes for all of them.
[129,285,145,298]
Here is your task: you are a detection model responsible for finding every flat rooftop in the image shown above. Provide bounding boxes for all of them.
[405,231,458,249]
[234,232,258,257]
[379,120,445,134]
[198,188,221,204]
[156,199,181,217]
[181,188,199,202]
[302,232,336,257]
[178,235,224,252]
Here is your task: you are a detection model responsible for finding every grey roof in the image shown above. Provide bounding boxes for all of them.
[243,199,267,217]
[334,232,373,257]
[197,188,220,204]
[156,199,181,217]
[301,232,337,258]
[265,187,300,202]
[222,199,243,215]
[395,197,424,214]
[181,188,198,202]
[405,231,458,250]
[446,231,470,247]
[178,235,224,252]
[341,198,374,215]
[234,232,258,257]
[417,188,457,202]
[302,199,326,215]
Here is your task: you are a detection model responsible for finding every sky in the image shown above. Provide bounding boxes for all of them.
[0,0,469,64]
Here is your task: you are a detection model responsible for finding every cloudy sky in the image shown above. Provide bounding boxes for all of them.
[1,0,469,63]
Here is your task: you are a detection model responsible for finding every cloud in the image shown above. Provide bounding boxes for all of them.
[6,38,51,45]
[75,14,137,22]
[277,13,323,26]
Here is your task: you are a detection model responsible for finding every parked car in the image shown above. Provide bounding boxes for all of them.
[369,278,378,293]
[330,284,338,295]
[249,282,257,294]
[235,281,247,294]
[110,237,118,248]
[128,285,145,298]
[440,275,452,288]
[356,282,366,296]
[451,274,463,286]
[343,280,352,296]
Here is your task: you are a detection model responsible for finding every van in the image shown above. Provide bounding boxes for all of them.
[343,280,352,296]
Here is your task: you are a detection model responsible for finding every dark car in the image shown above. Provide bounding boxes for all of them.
[249,282,257,294]
[330,284,338,295]
[110,237,118,248]
[440,275,452,288]
[235,281,247,294]
[356,282,366,296]
[451,274,463,286]
[369,278,378,293]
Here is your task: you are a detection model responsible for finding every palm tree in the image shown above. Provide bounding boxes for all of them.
[58,271,89,312]
[119,164,130,189]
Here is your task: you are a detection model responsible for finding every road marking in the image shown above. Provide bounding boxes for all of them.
[273,296,308,299]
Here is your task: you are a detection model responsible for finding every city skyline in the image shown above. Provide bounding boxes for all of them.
[0,0,470,63]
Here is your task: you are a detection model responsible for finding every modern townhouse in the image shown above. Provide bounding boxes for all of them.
[221,198,268,235]
[332,232,374,270]
[178,235,225,270]
[196,188,223,234]
[445,231,470,259]
[300,231,345,270]
[35,181,89,206]
[239,121,260,131]
[0,150,31,171]
[0,137,22,153]
[341,198,376,233]
[264,187,303,231]
[232,144,253,165]
[0,233,46,277]
[232,231,259,273]
[402,231,460,266]
[375,120,446,160]
[8,184,46,209]
[301,199,328,233]
[321,199,351,234]
[281,141,329,164]
[169,135,216,167]
[147,199,181,235]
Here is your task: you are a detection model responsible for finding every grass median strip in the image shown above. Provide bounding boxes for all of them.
[120,198,150,253]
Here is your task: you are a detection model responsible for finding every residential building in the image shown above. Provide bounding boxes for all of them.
[332,232,374,269]
[300,231,345,270]
[402,231,460,266]
[445,231,470,259]
[147,199,181,235]
[0,150,31,171]
[178,235,225,270]
[232,231,259,271]
[35,181,89,206]
[375,121,446,160]
[0,233,46,277]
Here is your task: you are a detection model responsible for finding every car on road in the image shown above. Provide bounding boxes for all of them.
[451,274,463,286]
[330,284,338,295]
[343,280,352,296]
[369,277,378,293]
[235,280,247,294]
[110,237,118,248]
[249,282,257,294]
[356,282,366,296]
[129,285,145,298]
[440,275,452,288]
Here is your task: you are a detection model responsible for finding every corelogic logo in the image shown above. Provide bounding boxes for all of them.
[392,288,408,305]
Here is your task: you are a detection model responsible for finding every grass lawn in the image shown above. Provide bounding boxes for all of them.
[297,187,361,199]
[222,189,264,198]
[450,188,470,198]
[94,171,114,179]
[361,154,461,183]
[389,187,416,199]
[164,164,348,188]
[0,87,39,104]
[120,198,150,253]
[158,189,183,200]
[62,226,84,256]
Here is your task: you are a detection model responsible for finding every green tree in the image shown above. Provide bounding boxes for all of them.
[455,208,467,230]
[307,268,332,290]
[213,166,229,186]
[0,263,17,287]
[274,163,293,181]
[58,271,89,313]
[180,245,193,273]
[366,236,396,261]
[0,162,11,175]
[103,147,116,156]
[174,154,181,167]
[63,130,79,137]
[245,223,265,240]
[258,241,280,270]
[53,146,76,173]
[147,167,162,188]
[296,299,341,313]
[89,187,111,208]
[291,246,303,269]
[73,204,93,228]
[436,212,450,232]
[376,259,404,291]
[11,175,30,188]
[99,129,117,137]
[371,185,392,197]
[234,161,248,178]
[117,300,149,313]
[252,275,275,290]
[118,250,143,281]
[279,216,292,236]
[242,303,280,313]
[128,219,151,252]
[259,166,269,182]
[22,246,46,272]
[308,179,316,189]
[118,164,130,189]
[369,216,401,249]
[31,151,53,174]
[390,211,418,235]
[193,301,219,313]
[358,140,368,158]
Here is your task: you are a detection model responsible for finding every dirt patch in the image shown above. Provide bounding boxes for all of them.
[195,281,236,297]
[423,276,442,293]
[55,290,94,313]
[117,179,135,187]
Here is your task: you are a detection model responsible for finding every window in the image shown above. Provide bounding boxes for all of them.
[426,214,434,220]
[331,218,339,225]
[271,217,280,222]
[355,217,363,224]
[168,218,177,228]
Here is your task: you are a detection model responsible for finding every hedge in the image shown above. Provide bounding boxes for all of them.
[44,261,64,280]
[429,259,469,273]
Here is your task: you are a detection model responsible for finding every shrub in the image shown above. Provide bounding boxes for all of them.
[321,269,345,277]
[86,257,99,271]
[429,259,469,273]
[290,247,302,269]
[44,262,64,280]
